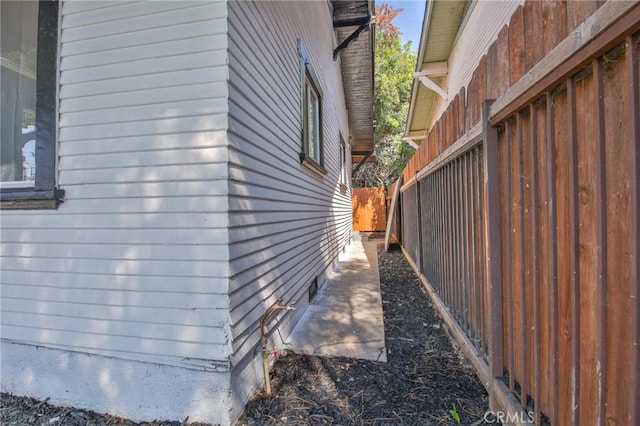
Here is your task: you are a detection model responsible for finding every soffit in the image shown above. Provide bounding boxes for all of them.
[406,0,469,142]
[331,0,375,160]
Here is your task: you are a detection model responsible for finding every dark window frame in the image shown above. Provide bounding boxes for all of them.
[1,0,64,210]
[298,40,326,176]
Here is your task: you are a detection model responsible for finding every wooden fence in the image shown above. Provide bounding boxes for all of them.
[352,186,386,232]
[394,2,639,425]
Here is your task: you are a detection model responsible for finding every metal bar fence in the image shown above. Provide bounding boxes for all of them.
[403,144,487,359]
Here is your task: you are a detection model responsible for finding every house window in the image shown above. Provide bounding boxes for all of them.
[1,0,63,209]
[339,135,348,193]
[298,41,325,174]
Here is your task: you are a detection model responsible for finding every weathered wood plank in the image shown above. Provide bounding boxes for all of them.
[509,6,526,85]
[490,1,640,125]
[603,43,634,426]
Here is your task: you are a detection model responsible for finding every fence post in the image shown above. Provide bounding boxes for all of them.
[416,174,423,273]
[482,100,503,391]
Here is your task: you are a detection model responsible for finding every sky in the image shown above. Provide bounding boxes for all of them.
[384,0,426,52]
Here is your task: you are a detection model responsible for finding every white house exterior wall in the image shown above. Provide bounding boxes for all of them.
[225,0,352,413]
[431,0,524,126]
[1,1,233,424]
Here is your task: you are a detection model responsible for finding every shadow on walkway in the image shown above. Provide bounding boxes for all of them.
[285,233,387,362]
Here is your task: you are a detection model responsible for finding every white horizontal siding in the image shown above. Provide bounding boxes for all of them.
[1,1,231,367]
[1,270,228,295]
[226,0,352,384]
[432,0,523,126]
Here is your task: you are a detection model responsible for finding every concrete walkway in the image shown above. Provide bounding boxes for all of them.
[285,233,387,362]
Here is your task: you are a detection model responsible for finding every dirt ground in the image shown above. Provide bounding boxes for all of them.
[1,244,488,426]
[237,244,488,425]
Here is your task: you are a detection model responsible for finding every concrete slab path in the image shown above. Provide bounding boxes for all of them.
[285,233,387,362]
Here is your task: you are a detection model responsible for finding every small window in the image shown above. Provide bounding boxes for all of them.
[1,0,63,209]
[298,41,325,175]
[339,135,348,193]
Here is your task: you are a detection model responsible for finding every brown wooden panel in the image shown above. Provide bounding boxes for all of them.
[602,43,634,425]
[509,118,526,392]
[575,68,599,425]
[428,129,436,164]
[352,187,386,231]
[545,93,560,424]
[449,104,456,147]
[499,124,514,385]
[524,0,544,72]
[453,95,461,140]
[509,6,526,85]
[566,1,599,34]
[459,87,466,137]
[518,110,533,407]
[542,0,568,56]
[593,59,607,426]
[629,34,640,426]
[468,56,487,126]
[530,103,551,424]
[487,26,512,101]
[443,109,450,151]
[553,85,573,426]
[434,120,442,157]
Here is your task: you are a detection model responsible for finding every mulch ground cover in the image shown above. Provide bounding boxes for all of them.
[238,244,488,425]
[1,243,488,425]
[0,393,199,426]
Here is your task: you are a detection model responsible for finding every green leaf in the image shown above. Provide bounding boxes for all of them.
[450,403,461,424]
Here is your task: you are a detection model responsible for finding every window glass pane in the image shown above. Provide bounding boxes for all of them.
[312,91,320,161]
[340,142,346,184]
[1,1,38,183]
[307,83,317,160]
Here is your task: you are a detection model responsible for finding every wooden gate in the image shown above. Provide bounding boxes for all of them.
[352,186,386,232]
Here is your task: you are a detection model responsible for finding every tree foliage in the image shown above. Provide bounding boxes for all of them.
[353,3,416,187]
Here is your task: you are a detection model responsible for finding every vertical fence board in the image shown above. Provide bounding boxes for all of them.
[509,6,526,85]
[446,164,455,310]
[546,93,560,425]
[593,59,607,426]
[566,76,582,426]
[553,84,573,426]
[566,1,599,34]
[576,68,599,425]
[468,151,479,344]
[499,124,514,386]
[416,181,423,273]
[529,102,541,424]
[484,100,503,377]
[436,170,443,295]
[603,46,633,425]
[519,108,532,414]
[454,159,462,321]
[629,34,640,426]
[477,146,488,358]
[513,113,526,406]
[463,155,471,336]
[524,0,544,72]
[542,0,568,56]
[468,56,487,127]
[459,94,464,138]
[461,157,470,334]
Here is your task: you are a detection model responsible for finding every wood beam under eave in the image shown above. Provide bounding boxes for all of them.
[402,137,420,149]
[414,74,447,99]
[419,61,448,76]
